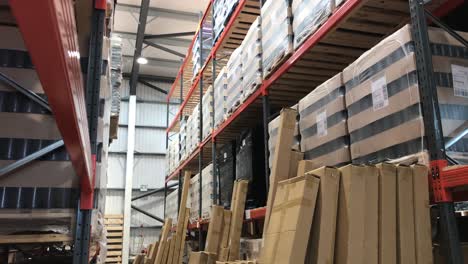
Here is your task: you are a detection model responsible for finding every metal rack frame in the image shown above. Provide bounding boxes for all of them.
[164,0,468,259]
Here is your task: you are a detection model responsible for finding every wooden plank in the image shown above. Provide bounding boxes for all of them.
[105,214,124,219]
[154,218,173,264]
[106,256,122,262]
[0,234,73,244]
[107,251,123,257]
[166,235,177,264]
[107,238,123,243]
[218,210,232,260]
[205,205,225,254]
[263,108,298,235]
[412,165,432,264]
[108,244,123,250]
[396,166,416,263]
[132,255,145,264]
[161,236,172,264]
[228,180,249,261]
[105,219,124,225]
[108,232,123,237]
[107,226,124,231]
[171,171,191,264]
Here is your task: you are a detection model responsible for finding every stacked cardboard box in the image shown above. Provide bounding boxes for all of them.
[292,0,334,49]
[343,24,468,164]
[226,47,243,114]
[167,135,180,175]
[298,73,350,169]
[241,17,262,100]
[180,117,188,162]
[268,105,300,169]
[214,67,228,129]
[190,164,216,222]
[187,105,201,155]
[203,85,214,141]
[192,25,213,77]
[261,0,293,77]
[213,0,239,42]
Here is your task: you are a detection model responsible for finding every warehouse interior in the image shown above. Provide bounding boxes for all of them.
[1,0,468,263]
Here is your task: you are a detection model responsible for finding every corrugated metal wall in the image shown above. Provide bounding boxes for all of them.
[105,80,176,255]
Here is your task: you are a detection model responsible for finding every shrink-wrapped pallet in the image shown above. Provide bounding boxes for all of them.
[213,0,239,42]
[226,47,243,114]
[202,86,214,141]
[343,24,468,164]
[268,105,300,169]
[214,67,228,129]
[180,118,188,162]
[261,0,293,77]
[242,16,263,100]
[189,164,216,222]
[299,73,351,168]
[292,0,335,49]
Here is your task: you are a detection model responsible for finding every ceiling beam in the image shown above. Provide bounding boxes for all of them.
[138,79,168,94]
[122,73,175,83]
[116,3,199,22]
[128,0,150,96]
[113,31,191,47]
[123,55,181,68]
[143,40,185,58]
[144,31,196,40]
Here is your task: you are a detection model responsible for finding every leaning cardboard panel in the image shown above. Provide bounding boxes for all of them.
[335,165,378,263]
[412,164,432,264]
[268,104,300,170]
[228,180,249,261]
[299,73,350,169]
[376,163,397,264]
[304,167,340,264]
[397,165,417,263]
[292,0,335,49]
[260,175,320,264]
[205,205,225,254]
[261,0,293,77]
[343,24,468,164]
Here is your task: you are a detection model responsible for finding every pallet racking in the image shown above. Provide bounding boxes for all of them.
[165,0,468,262]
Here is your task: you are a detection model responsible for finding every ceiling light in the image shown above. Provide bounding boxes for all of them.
[137,57,148,64]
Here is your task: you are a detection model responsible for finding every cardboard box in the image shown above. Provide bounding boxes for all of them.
[376,163,397,264]
[189,251,217,264]
[298,73,350,168]
[228,180,249,261]
[343,24,468,164]
[397,165,416,263]
[214,67,228,129]
[305,167,340,264]
[260,175,320,264]
[226,47,243,114]
[241,17,263,99]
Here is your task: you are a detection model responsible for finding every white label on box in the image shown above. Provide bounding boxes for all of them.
[316,110,327,137]
[245,209,251,220]
[371,75,389,111]
[452,64,468,98]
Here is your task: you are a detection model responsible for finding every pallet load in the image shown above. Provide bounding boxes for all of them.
[298,73,350,169]
[110,36,122,140]
[343,24,468,164]
[268,105,300,170]
[213,0,239,42]
[203,85,214,141]
[216,140,236,208]
[180,117,188,162]
[214,67,228,129]
[192,26,213,78]
[167,134,180,175]
[292,0,335,49]
[241,16,262,100]
[190,163,216,223]
[226,47,243,115]
[261,0,293,77]
[188,105,201,155]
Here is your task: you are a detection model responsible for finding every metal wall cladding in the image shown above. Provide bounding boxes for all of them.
[119,102,168,127]
[130,227,161,255]
[107,154,166,189]
[109,127,166,154]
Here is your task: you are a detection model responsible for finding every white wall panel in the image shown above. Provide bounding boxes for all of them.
[110,127,166,154]
[107,154,166,189]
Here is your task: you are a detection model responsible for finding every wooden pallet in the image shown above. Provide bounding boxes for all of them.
[105,214,124,264]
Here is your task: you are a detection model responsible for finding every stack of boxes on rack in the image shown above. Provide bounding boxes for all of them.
[189,164,216,223]
[192,25,213,79]
[188,105,201,155]
[214,67,228,129]
[202,86,214,141]
[241,17,263,100]
[110,36,122,140]
[226,47,243,114]
[213,0,239,42]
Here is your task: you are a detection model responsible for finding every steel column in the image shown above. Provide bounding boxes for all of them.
[409,0,463,263]
[262,95,271,193]
[198,24,204,249]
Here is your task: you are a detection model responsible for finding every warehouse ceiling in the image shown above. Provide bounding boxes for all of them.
[113,0,209,80]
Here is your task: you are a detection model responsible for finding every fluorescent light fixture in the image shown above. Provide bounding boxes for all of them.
[137,57,148,64]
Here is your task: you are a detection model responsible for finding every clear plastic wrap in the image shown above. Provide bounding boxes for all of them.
[226,47,243,114]
[214,67,228,128]
[261,0,293,77]
[189,163,216,223]
[343,24,468,165]
[241,16,263,100]
[213,0,239,42]
[298,73,350,168]
[180,118,188,162]
[268,105,300,169]
[202,85,214,140]
[292,0,334,49]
